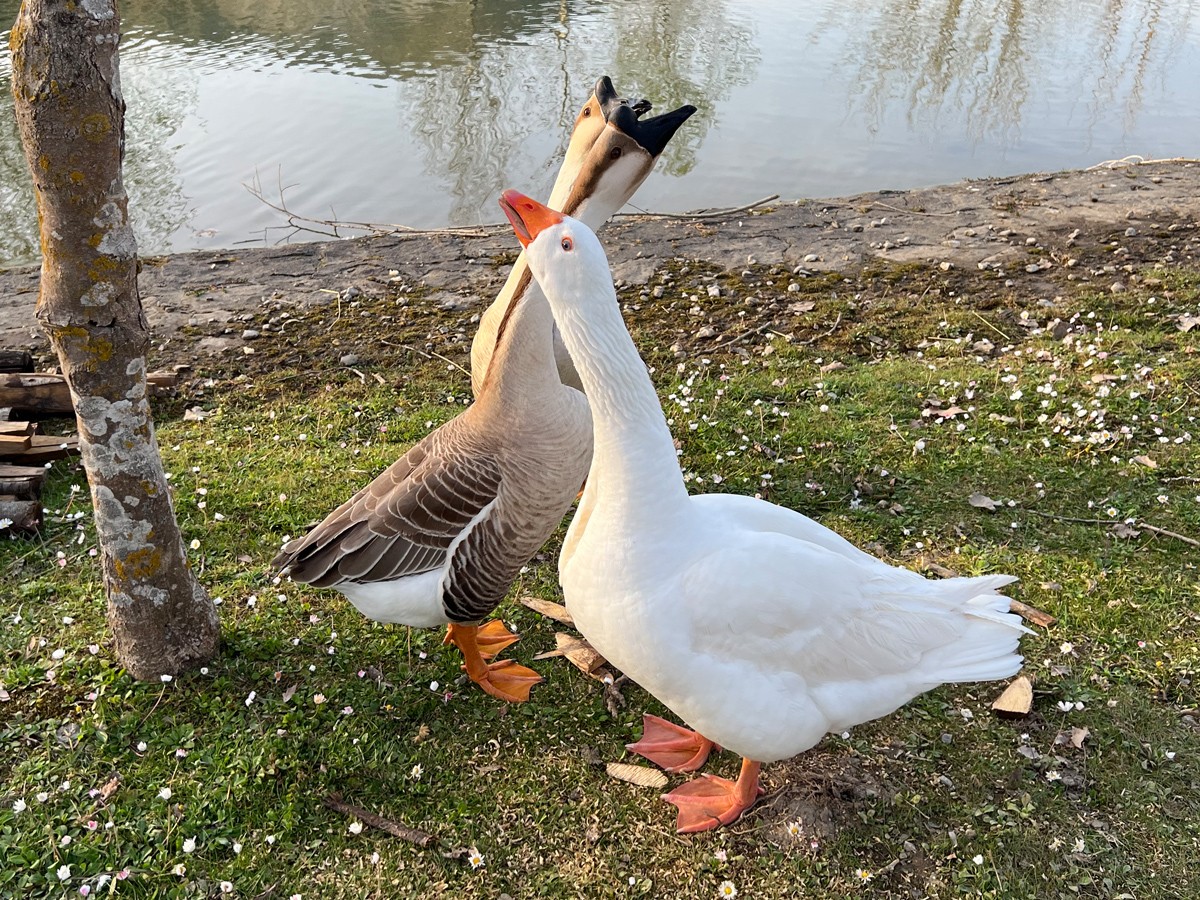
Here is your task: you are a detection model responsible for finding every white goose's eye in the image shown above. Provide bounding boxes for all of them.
[561,237,574,252]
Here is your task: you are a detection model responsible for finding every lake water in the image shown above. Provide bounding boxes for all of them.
[1,0,1198,266]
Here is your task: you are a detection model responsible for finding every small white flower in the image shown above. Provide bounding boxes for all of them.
[158,787,172,800]
[12,799,26,814]
[233,842,243,854]
[172,863,186,876]
[1073,837,1085,853]
[245,691,256,707]
[57,864,71,881]
[1059,641,1074,655]
[973,854,984,864]
[220,882,234,894]
[60,835,72,847]
[348,821,363,834]
[312,693,326,705]
[189,538,201,550]
[718,880,738,898]
[182,836,196,853]
[410,764,423,779]
[1056,701,1074,713]
[468,848,484,869]
[160,674,173,683]
[430,681,439,692]
[1045,770,1062,782]
[35,792,48,803]
[136,741,147,752]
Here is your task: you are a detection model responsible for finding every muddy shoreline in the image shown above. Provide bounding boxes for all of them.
[1,161,1197,365]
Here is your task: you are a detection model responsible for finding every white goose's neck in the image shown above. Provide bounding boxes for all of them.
[551,290,689,514]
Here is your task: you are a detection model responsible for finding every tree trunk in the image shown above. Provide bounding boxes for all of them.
[9,0,218,679]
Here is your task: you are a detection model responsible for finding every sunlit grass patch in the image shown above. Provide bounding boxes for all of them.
[2,259,1198,898]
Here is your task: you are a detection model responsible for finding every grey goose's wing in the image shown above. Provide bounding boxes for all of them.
[273,426,503,593]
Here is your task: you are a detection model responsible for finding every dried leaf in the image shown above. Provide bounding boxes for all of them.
[1070,726,1090,749]
[98,774,121,802]
[605,762,669,790]
[519,596,574,626]
[1131,455,1156,468]
[412,724,431,744]
[281,683,298,703]
[968,492,998,511]
[1177,315,1200,332]
[935,406,967,419]
[1111,522,1141,540]
[789,300,816,314]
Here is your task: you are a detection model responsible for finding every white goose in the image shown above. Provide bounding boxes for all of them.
[499,191,1031,831]
[274,84,695,704]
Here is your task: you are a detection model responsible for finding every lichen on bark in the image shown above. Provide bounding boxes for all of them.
[9,0,218,679]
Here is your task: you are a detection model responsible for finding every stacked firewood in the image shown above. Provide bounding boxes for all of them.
[0,351,183,535]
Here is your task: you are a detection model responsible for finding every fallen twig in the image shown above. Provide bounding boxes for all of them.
[1085,154,1200,170]
[378,339,471,379]
[323,793,437,848]
[1009,599,1057,628]
[1026,510,1200,549]
[614,194,779,220]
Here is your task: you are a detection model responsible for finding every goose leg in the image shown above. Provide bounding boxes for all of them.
[449,618,520,660]
[662,758,764,834]
[445,623,543,703]
[626,713,717,773]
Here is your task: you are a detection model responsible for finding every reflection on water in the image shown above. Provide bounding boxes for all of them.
[822,0,1194,144]
[0,0,1197,265]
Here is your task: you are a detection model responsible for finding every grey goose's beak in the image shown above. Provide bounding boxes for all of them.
[594,75,654,122]
[609,102,698,158]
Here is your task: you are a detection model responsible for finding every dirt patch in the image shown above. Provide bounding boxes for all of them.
[1,162,1197,374]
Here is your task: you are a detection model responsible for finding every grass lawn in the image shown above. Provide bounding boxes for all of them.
[2,253,1198,899]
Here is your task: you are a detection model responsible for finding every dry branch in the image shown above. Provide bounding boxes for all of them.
[322,793,437,848]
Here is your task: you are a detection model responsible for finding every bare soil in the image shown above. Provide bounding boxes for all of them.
[1,161,1197,375]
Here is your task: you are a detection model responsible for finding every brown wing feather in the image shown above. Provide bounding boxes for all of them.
[273,424,503,590]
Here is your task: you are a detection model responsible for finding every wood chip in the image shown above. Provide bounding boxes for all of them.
[555,633,608,676]
[1009,599,1057,627]
[519,595,574,626]
[605,762,668,790]
[991,675,1034,718]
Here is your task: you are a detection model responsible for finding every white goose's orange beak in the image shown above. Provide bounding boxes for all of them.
[499,190,564,249]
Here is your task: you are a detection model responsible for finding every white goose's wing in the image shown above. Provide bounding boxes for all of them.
[681,526,1024,730]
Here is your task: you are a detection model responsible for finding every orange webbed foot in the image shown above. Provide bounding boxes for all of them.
[472,618,521,660]
[662,759,763,834]
[627,713,716,773]
[472,659,543,703]
[444,622,543,703]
